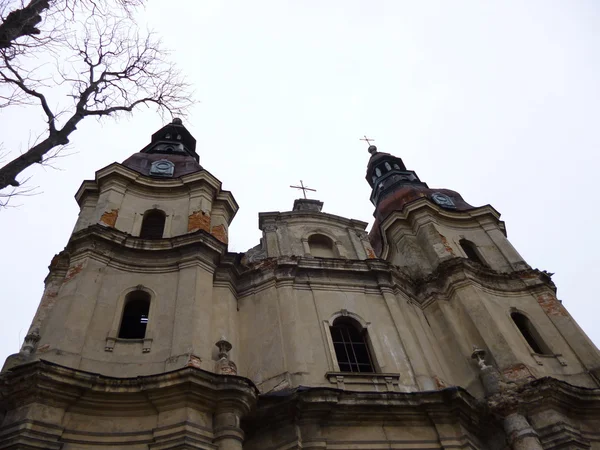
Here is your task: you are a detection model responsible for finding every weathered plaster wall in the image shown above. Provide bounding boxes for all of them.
[385,204,528,276]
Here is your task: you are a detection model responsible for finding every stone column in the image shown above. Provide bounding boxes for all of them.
[479,219,530,271]
[504,413,543,450]
[348,229,368,259]
[214,409,244,450]
[264,223,281,257]
[414,221,456,269]
[358,230,377,259]
[95,178,127,227]
[471,348,542,450]
[27,253,68,335]
[301,237,311,256]
[334,240,347,258]
[370,266,431,389]
[379,288,420,387]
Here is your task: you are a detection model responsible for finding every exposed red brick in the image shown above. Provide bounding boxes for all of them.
[211,224,228,244]
[64,263,84,283]
[502,363,534,382]
[439,233,455,255]
[433,375,448,389]
[366,247,377,259]
[217,359,238,375]
[188,210,211,232]
[519,272,538,279]
[40,295,57,308]
[537,293,568,317]
[49,254,61,269]
[251,258,279,271]
[186,355,202,368]
[37,344,50,353]
[100,209,119,227]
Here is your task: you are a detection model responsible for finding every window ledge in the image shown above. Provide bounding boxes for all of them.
[326,372,402,391]
[105,336,153,353]
[531,352,568,366]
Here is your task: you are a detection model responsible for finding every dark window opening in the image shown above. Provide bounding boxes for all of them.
[308,234,336,258]
[140,210,166,239]
[118,291,151,339]
[511,312,551,355]
[459,239,486,265]
[330,317,375,373]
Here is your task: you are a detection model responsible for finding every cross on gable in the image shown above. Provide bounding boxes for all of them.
[290,180,316,199]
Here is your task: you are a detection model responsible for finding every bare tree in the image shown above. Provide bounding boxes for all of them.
[0,0,192,193]
[0,0,143,49]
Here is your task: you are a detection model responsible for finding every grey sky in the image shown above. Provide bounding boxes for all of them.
[1,1,599,364]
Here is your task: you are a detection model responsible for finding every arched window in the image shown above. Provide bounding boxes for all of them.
[459,239,486,266]
[140,210,166,239]
[511,312,551,355]
[118,291,151,339]
[330,317,375,373]
[308,234,336,258]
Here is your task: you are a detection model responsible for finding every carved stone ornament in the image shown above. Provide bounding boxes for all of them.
[263,223,277,232]
[21,329,41,356]
[149,159,175,177]
[431,192,456,208]
[471,345,489,370]
[215,337,237,375]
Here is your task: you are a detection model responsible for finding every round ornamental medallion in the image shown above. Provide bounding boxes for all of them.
[150,159,175,177]
[431,192,456,208]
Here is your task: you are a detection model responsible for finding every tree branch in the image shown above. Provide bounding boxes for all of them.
[0,0,50,49]
[0,9,193,192]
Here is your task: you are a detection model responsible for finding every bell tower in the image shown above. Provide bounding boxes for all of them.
[367,142,600,390]
[366,144,530,277]
[7,119,239,376]
[0,120,255,449]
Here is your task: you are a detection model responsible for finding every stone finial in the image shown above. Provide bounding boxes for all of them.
[215,337,237,375]
[216,337,232,359]
[472,345,503,397]
[20,329,40,356]
[471,345,489,370]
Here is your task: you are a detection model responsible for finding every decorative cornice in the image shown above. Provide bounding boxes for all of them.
[258,210,368,232]
[0,359,258,415]
[232,255,556,309]
[50,225,557,308]
[60,224,227,273]
[74,162,238,219]
[244,385,486,436]
[413,258,556,307]
[485,376,600,418]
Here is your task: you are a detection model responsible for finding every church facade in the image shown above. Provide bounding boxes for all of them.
[2,120,600,449]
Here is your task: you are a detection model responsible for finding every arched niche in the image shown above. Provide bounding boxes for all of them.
[307,233,337,258]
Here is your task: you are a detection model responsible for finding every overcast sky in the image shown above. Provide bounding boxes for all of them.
[1,1,599,365]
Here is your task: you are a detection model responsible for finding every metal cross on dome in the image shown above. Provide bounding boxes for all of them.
[290,180,316,199]
[360,135,375,146]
